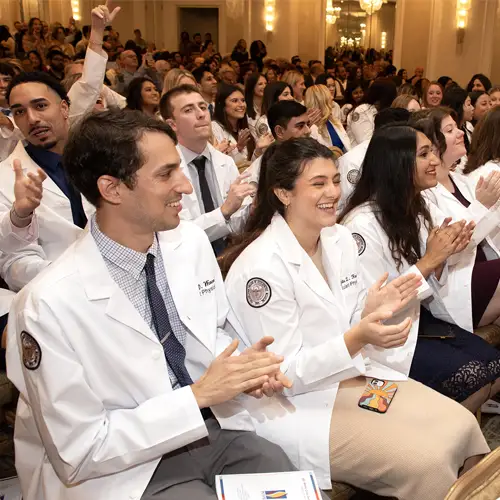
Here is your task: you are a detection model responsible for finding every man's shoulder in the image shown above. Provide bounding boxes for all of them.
[15,241,80,308]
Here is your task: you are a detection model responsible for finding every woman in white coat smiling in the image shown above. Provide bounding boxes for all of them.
[341,125,500,412]
[410,107,500,332]
[222,138,489,500]
[463,106,500,206]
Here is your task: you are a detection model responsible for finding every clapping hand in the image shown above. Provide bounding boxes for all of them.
[362,272,422,318]
[242,336,293,398]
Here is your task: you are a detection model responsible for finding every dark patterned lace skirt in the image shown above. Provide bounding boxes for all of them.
[410,307,500,402]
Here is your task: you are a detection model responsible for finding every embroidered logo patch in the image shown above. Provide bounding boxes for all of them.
[21,331,41,370]
[347,169,360,184]
[352,233,366,256]
[351,112,360,123]
[246,278,272,308]
[257,123,269,136]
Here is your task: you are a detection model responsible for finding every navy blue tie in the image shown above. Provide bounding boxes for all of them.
[144,253,193,387]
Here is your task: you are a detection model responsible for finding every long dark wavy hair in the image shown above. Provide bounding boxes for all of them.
[465,106,500,174]
[339,125,433,271]
[126,77,158,112]
[213,83,255,157]
[219,137,334,276]
[245,72,266,120]
[261,81,294,116]
[213,83,249,139]
[408,107,453,160]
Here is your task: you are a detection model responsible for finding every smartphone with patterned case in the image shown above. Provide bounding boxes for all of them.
[358,379,398,414]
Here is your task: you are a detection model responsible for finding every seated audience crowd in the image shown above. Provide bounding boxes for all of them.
[1,2,500,500]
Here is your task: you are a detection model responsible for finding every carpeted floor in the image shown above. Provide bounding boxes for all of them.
[482,414,500,450]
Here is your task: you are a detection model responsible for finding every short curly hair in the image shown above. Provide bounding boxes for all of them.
[6,71,70,106]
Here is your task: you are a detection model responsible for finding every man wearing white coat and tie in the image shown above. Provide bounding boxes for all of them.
[6,108,301,500]
[0,1,120,293]
[160,84,256,254]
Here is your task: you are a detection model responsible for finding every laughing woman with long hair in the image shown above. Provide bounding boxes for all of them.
[222,137,489,500]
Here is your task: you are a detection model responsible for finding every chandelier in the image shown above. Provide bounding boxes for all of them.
[326,0,341,25]
[359,0,384,15]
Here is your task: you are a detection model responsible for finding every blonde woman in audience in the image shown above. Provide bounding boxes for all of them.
[489,86,500,107]
[392,94,421,111]
[161,68,196,96]
[222,137,490,500]
[422,82,444,108]
[315,74,343,122]
[282,70,306,103]
[304,85,351,153]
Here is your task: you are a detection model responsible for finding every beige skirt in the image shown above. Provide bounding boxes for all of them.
[329,377,490,500]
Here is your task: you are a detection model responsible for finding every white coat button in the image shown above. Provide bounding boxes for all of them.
[152,350,162,360]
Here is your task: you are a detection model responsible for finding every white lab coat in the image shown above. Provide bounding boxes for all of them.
[7,221,254,500]
[251,115,270,140]
[67,48,109,124]
[310,121,352,152]
[337,140,369,212]
[224,214,427,489]
[342,202,472,334]
[244,155,262,185]
[178,143,251,242]
[465,160,500,189]
[340,103,353,126]
[211,121,249,166]
[0,48,112,164]
[0,142,95,297]
[346,104,377,147]
[0,115,23,162]
[0,211,40,315]
[423,172,500,331]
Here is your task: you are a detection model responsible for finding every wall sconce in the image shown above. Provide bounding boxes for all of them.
[456,0,471,43]
[381,31,387,49]
[265,0,275,32]
[71,0,81,21]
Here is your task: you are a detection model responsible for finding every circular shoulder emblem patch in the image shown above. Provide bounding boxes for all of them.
[347,169,360,185]
[246,278,272,308]
[352,233,366,256]
[352,112,360,123]
[257,122,269,137]
[21,331,41,371]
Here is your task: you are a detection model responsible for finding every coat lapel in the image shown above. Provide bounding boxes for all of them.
[158,225,215,353]
[76,231,159,344]
[271,215,336,305]
[208,144,230,195]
